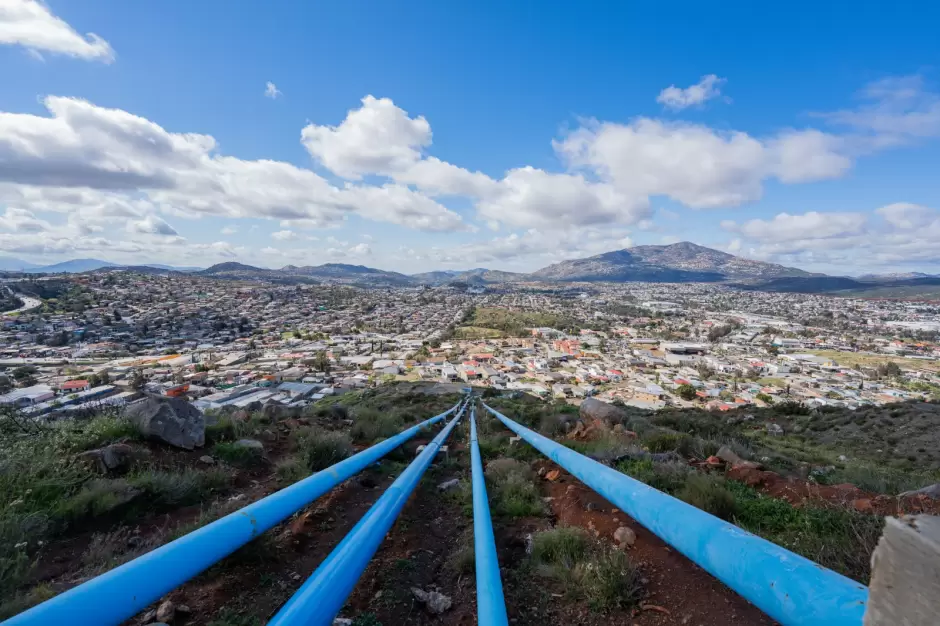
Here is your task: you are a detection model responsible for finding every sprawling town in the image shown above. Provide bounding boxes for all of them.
[2,271,938,418]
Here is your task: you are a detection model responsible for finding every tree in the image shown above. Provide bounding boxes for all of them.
[130,369,146,390]
[876,361,902,379]
[696,363,715,381]
[313,351,331,374]
[756,392,774,405]
[676,384,697,401]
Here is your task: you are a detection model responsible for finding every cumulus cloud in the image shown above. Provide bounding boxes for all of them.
[721,211,868,242]
[301,95,431,179]
[0,0,114,61]
[264,82,282,99]
[723,204,940,271]
[0,96,468,233]
[657,75,726,111]
[127,214,178,236]
[822,75,940,143]
[271,229,298,241]
[555,118,851,209]
[0,207,52,232]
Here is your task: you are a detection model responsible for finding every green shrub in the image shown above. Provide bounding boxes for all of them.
[617,458,694,494]
[213,441,266,467]
[128,468,230,507]
[0,584,55,621]
[677,474,738,520]
[275,457,307,485]
[485,459,544,518]
[59,415,142,451]
[349,408,402,442]
[642,430,692,454]
[297,430,353,471]
[581,548,643,611]
[531,527,589,570]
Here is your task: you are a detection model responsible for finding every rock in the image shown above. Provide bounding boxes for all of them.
[233,439,265,456]
[77,443,142,474]
[545,469,561,481]
[732,460,763,471]
[579,397,628,426]
[900,483,940,499]
[509,436,522,446]
[766,423,784,436]
[716,445,744,466]
[124,396,206,450]
[176,604,191,615]
[232,409,250,422]
[141,609,157,622]
[614,526,636,547]
[853,498,874,513]
[411,588,452,614]
[330,404,349,420]
[333,619,353,626]
[155,600,175,623]
[416,445,427,455]
[198,455,215,465]
[705,455,723,467]
[438,478,460,492]
[261,429,277,442]
[838,454,848,462]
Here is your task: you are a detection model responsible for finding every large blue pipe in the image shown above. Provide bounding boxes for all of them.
[3,404,460,626]
[470,405,509,626]
[269,401,468,626]
[482,403,868,626]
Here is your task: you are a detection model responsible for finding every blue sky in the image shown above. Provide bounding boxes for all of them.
[1,0,939,275]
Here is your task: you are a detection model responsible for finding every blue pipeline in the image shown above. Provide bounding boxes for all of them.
[482,403,868,626]
[3,404,460,626]
[268,401,468,626]
[470,406,509,626]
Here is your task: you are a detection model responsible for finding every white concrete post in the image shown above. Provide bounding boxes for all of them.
[864,515,940,626]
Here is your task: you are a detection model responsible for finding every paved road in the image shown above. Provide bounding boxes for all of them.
[3,288,41,315]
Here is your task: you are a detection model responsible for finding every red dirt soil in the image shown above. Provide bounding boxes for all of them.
[535,459,777,626]
[725,465,940,516]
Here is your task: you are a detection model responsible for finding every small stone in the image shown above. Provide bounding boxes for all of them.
[333,619,353,626]
[176,604,191,615]
[705,455,723,466]
[585,501,598,512]
[292,573,302,581]
[437,478,460,492]
[373,590,383,600]
[411,587,452,614]
[198,455,215,465]
[545,469,561,481]
[509,436,522,446]
[614,526,636,547]
[14,542,26,549]
[416,445,427,455]
[141,609,158,622]
[155,600,175,623]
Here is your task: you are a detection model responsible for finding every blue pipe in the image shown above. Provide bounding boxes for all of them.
[3,404,460,626]
[482,403,868,626]
[269,401,468,626]
[470,405,509,626]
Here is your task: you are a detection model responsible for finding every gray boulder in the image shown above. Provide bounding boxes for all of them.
[579,397,628,425]
[411,588,452,614]
[900,483,940,499]
[124,396,206,450]
[716,445,744,466]
[76,443,144,474]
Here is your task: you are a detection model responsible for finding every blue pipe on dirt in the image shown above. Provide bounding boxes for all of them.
[3,404,461,626]
[268,401,468,626]
[470,405,510,626]
[482,403,868,626]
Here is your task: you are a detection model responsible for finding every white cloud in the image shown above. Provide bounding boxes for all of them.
[221,225,238,235]
[657,75,726,111]
[348,242,371,256]
[556,118,851,209]
[264,82,282,99]
[301,95,431,179]
[721,211,868,242]
[0,96,468,233]
[822,75,940,143]
[0,0,114,62]
[127,214,178,236]
[271,229,298,241]
[0,207,52,232]
[875,202,937,229]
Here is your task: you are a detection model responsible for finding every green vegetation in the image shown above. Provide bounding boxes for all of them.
[463,307,578,337]
[349,408,404,443]
[485,458,544,518]
[530,527,643,611]
[296,429,353,471]
[213,441,266,467]
[676,474,737,520]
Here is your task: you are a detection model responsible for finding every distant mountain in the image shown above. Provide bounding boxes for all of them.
[23,258,117,274]
[284,263,413,285]
[530,242,813,283]
[857,272,934,282]
[412,268,525,285]
[143,264,203,272]
[0,257,40,271]
[411,270,462,284]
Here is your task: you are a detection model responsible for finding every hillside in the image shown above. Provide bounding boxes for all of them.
[284,263,414,285]
[532,242,813,283]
